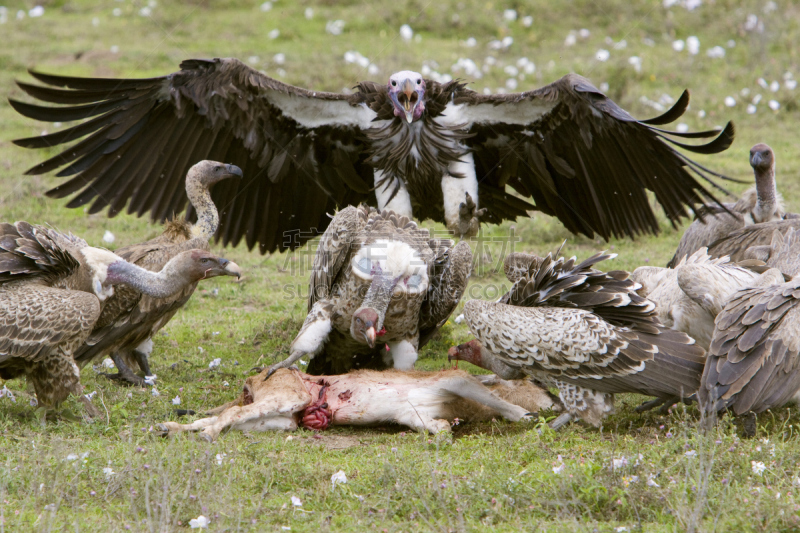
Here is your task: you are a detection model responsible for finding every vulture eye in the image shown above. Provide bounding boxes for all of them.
[201,258,210,264]
[214,166,221,172]
[355,317,362,324]
[391,80,397,87]
[356,257,371,274]
[416,79,421,85]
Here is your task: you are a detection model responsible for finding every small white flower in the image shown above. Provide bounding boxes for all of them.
[273,53,286,65]
[616,527,628,532]
[751,461,767,475]
[770,81,780,92]
[684,0,702,10]
[698,109,706,118]
[685,450,697,457]
[686,36,700,55]
[724,96,736,107]
[268,29,280,40]
[502,36,513,48]
[171,396,181,405]
[614,39,627,50]
[628,56,642,72]
[29,6,44,17]
[463,37,477,47]
[0,385,16,403]
[331,470,348,488]
[304,8,313,20]
[672,39,685,52]
[612,457,628,469]
[399,24,413,41]
[706,46,725,58]
[752,94,763,104]
[552,463,566,474]
[291,496,302,507]
[112,8,121,16]
[102,230,115,244]
[325,20,345,36]
[522,16,533,27]
[85,391,97,401]
[676,123,689,133]
[747,104,757,114]
[768,100,780,111]
[564,32,577,47]
[596,49,610,62]
[578,28,590,39]
[599,82,610,92]
[647,475,660,487]
[144,375,156,386]
[110,45,119,54]
[215,453,227,466]
[151,387,160,397]
[139,6,151,17]
[260,2,272,12]
[757,77,769,89]
[503,9,517,21]
[505,79,518,90]
[103,467,115,479]
[189,515,209,529]
[786,80,798,90]
[102,358,115,369]
[208,358,221,369]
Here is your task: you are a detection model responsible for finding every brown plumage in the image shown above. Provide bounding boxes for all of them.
[708,218,800,263]
[0,222,240,414]
[73,161,242,385]
[450,250,706,428]
[268,206,472,375]
[11,59,735,251]
[667,143,785,268]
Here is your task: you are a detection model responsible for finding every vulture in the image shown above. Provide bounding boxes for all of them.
[632,249,780,350]
[72,160,242,386]
[668,143,786,267]
[448,251,706,428]
[708,218,800,263]
[10,58,736,252]
[699,229,800,422]
[268,205,472,375]
[0,222,240,415]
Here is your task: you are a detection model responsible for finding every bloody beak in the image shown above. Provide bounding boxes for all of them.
[402,79,414,123]
[364,326,376,348]
[447,346,460,361]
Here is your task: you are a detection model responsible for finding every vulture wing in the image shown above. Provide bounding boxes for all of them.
[450,74,736,239]
[0,221,84,284]
[418,239,472,346]
[708,219,800,264]
[11,58,377,253]
[701,280,800,414]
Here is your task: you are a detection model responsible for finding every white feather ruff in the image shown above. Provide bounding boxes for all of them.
[351,240,429,293]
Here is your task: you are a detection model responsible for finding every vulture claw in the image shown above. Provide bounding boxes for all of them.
[264,350,306,380]
[456,192,485,238]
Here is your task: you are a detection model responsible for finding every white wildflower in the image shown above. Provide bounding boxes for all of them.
[0,7,7,24]
[110,45,119,54]
[676,123,689,133]
[103,467,115,479]
[144,375,156,386]
[208,358,221,369]
[139,6,151,17]
[698,109,706,118]
[260,2,272,12]
[686,36,700,55]
[522,16,533,27]
[770,80,780,92]
[215,453,227,466]
[579,28,590,39]
[751,461,767,475]
[786,80,798,90]
[747,104,757,114]
[331,470,348,488]
[171,396,181,405]
[744,14,760,32]
[768,100,780,110]
[612,457,628,469]
[85,391,97,401]
[91,17,99,27]
[189,515,209,529]
[616,527,628,532]
[685,450,697,458]
[599,82,609,92]
[647,475,660,487]
[503,9,517,21]
[564,32,577,47]
[291,496,302,507]
[29,5,44,17]
[614,39,628,50]
[151,387,160,397]
[16,10,25,20]
[724,96,736,107]
[399,24,413,41]
[112,8,121,16]
[304,7,313,19]
[752,93,763,104]
[102,230,115,244]
[268,29,280,40]
[502,36,513,48]
[707,46,725,58]
[596,49,610,62]
[0,385,16,403]
[672,39,685,52]
[102,358,115,369]
[757,77,769,89]
[367,64,380,75]
[684,0,702,10]
[463,37,477,47]
[325,20,345,35]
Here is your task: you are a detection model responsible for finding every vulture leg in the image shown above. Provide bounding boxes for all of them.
[265,350,306,380]
[742,412,757,438]
[548,412,574,431]
[635,397,669,413]
[102,351,148,386]
[442,153,483,238]
[131,338,154,377]
[374,170,413,217]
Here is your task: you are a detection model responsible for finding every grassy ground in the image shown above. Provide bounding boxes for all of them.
[1,0,800,530]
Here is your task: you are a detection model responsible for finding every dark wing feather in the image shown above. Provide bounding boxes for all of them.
[418,240,472,346]
[11,58,377,253]
[457,74,736,240]
[0,222,84,284]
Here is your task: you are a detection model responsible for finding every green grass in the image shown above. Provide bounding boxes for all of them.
[1,0,800,530]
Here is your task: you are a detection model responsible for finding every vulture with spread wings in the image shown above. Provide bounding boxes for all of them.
[11,58,734,252]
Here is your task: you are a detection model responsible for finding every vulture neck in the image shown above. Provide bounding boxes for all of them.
[105,258,193,299]
[360,273,401,332]
[753,163,778,223]
[187,176,219,240]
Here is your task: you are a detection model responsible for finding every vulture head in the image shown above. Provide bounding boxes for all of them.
[749,143,774,172]
[187,160,244,188]
[448,339,526,380]
[175,249,242,281]
[352,308,380,348]
[388,71,426,124]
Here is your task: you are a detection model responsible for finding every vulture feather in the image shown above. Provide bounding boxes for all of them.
[72,161,243,385]
[11,58,736,251]
[267,206,472,375]
[0,222,240,414]
[449,250,706,428]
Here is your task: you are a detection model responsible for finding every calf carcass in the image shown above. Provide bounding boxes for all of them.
[157,368,560,441]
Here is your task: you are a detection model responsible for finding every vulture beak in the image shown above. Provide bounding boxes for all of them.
[364,326,377,348]
[221,259,242,278]
[402,79,415,123]
[225,164,244,178]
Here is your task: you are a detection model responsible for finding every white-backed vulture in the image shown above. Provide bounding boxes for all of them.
[73,161,242,385]
[0,222,240,414]
[667,143,784,267]
[267,206,472,375]
[448,251,706,429]
[10,59,735,250]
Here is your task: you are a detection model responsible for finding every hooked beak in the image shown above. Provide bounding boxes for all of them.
[225,164,244,178]
[751,152,762,167]
[221,259,242,279]
[364,326,376,348]
[402,79,414,123]
[447,346,459,362]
